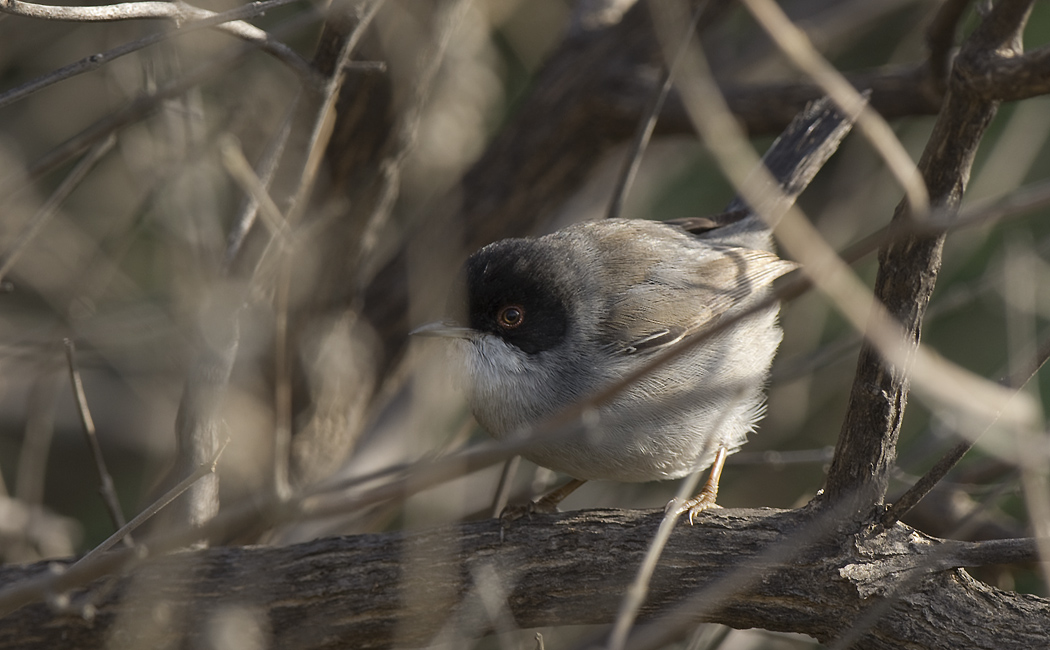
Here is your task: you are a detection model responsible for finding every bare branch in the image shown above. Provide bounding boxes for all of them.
[14,372,61,507]
[221,97,299,272]
[164,311,240,533]
[74,437,229,566]
[739,0,930,221]
[881,334,1050,529]
[0,31,275,198]
[605,3,703,222]
[968,44,1050,101]
[0,0,316,81]
[823,0,1037,515]
[63,339,131,542]
[283,0,385,229]
[0,136,115,284]
[925,0,970,83]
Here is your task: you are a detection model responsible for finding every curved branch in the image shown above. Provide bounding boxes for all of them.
[967,44,1050,101]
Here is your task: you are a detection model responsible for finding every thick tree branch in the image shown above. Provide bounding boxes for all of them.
[821,0,1034,516]
[967,44,1050,101]
[0,509,1045,650]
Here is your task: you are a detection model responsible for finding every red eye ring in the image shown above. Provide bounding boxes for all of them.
[497,305,524,329]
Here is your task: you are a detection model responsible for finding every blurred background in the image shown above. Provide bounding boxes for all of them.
[1,0,1049,647]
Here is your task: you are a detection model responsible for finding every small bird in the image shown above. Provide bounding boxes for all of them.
[414,217,795,521]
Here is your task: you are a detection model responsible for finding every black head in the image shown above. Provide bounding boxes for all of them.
[461,238,577,355]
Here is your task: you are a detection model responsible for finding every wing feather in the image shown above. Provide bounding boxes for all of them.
[604,246,796,354]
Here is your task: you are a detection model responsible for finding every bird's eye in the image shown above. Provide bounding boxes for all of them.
[497,305,524,329]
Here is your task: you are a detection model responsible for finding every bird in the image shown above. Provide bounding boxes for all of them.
[413,217,795,522]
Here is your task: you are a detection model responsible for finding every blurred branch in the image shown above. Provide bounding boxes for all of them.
[74,437,229,566]
[63,339,131,544]
[284,0,385,229]
[823,0,1036,515]
[0,0,317,81]
[347,0,469,295]
[739,0,930,221]
[0,509,1046,649]
[14,372,61,507]
[0,0,324,110]
[925,0,970,84]
[222,98,299,271]
[0,135,115,284]
[605,2,703,222]
[0,11,320,198]
[219,136,292,251]
[164,313,239,533]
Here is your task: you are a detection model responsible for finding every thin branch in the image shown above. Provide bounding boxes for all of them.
[738,0,930,222]
[823,0,1036,512]
[729,446,836,466]
[350,0,469,293]
[0,0,317,82]
[0,9,321,200]
[606,2,705,221]
[0,136,115,284]
[608,461,705,650]
[773,175,1050,383]
[925,0,970,83]
[283,0,386,229]
[490,456,521,518]
[216,134,295,498]
[168,307,240,532]
[63,339,131,543]
[218,135,292,245]
[14,371,61,506]
[0,0,329,112]
[273,256,293,498]
[0,0,217,20]
[621,500,863,650]
[73,437,230,566]
[880,334,1050,529]
[950,175,1050,231]
[938,536,1042,568]
[222,95,299,272]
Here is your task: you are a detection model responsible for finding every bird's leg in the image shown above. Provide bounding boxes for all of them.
[500,478,587,524]
[533,477,587,512]
[669,446,728,524]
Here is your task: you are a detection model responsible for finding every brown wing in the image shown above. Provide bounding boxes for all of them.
[603,247,796,355]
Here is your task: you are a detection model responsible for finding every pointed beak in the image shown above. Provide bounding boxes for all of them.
[410,321,477,339]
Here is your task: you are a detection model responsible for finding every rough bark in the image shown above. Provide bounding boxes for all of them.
[0,508,1045,650]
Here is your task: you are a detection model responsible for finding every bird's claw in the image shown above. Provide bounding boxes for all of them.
[666,490,722,525]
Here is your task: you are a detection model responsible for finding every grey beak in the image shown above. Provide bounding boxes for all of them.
[410,321,476,339]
